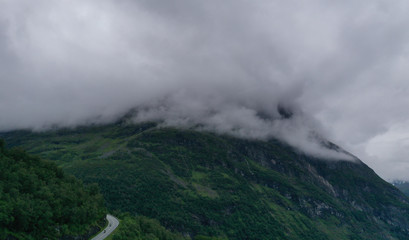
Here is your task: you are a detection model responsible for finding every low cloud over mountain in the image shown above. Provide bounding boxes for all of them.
[2,1,409,176]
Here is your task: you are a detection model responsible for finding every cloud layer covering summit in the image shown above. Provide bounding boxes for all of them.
[1,0,409,179]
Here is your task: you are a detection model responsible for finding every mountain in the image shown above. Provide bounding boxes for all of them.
[0,140,106,239]
[2,122,409,240]
[392,181,409,197]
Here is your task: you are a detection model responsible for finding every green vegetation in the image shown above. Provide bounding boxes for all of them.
[0,139,106,240]
[109,213,188,240]
[2,122,409,239]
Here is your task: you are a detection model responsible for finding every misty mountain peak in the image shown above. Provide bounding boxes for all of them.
[277,104,294,119]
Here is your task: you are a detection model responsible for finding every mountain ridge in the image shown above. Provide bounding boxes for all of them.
[2,122,409,239]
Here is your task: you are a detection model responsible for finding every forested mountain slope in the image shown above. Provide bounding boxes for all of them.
[0,140,106,240]
[2,123,409,240]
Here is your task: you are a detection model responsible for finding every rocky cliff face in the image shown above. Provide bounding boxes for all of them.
[231,138,409,237]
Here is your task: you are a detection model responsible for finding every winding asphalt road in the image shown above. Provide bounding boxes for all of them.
[91,214,119,240]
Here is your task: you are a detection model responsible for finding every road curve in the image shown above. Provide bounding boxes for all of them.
[90,214,119,240]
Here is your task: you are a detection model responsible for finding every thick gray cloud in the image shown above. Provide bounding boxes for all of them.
[1,0,409,178]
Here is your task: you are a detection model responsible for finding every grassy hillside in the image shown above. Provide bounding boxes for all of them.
[0,140,106,240]
[2,123,409,240]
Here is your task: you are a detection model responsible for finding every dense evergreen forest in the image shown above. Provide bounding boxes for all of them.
[0,138,197,240]
[0,139,106,239]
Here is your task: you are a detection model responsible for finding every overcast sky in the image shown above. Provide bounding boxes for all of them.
[1,0,409,180]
